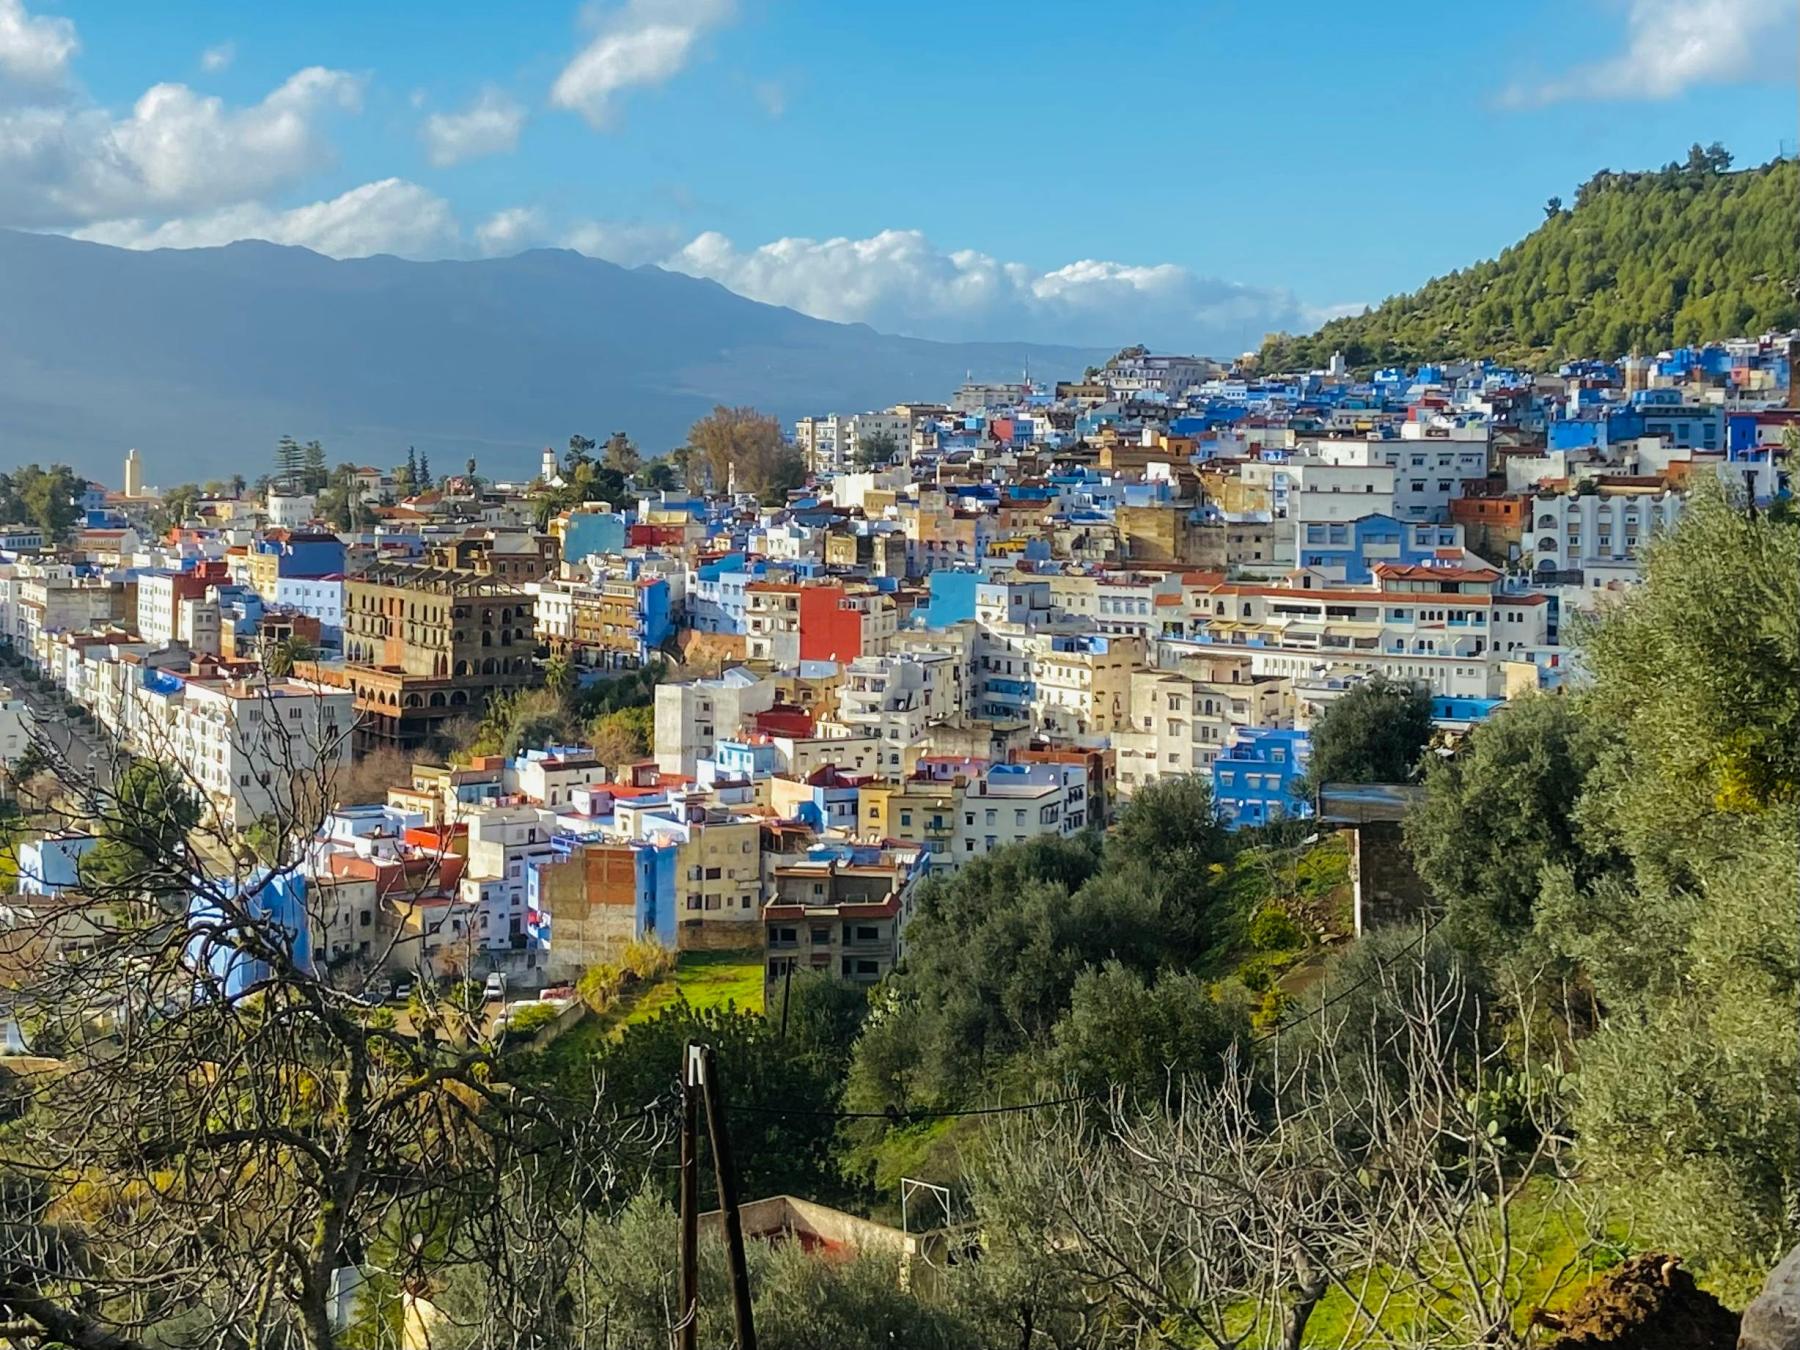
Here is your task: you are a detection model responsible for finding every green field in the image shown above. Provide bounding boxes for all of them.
[622,949,765,1025]
[534,950,766,1079]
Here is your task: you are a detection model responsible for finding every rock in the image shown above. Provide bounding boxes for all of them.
[1741,1245,1800,1350]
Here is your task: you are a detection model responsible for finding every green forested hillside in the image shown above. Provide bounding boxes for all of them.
[1261,152,1800,371]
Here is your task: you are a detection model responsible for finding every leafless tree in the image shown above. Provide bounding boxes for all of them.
[971,953,1603,1350]
[0,669,659,1349]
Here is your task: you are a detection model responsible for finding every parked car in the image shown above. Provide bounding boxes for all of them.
[482,971,507,1002]
[390,977,413,1004]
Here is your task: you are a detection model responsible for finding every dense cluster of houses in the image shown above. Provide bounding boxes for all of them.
[1,334,1792,995]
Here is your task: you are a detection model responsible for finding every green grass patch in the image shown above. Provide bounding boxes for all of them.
[623,949,764,1025]
[1295,1180,1629,1346]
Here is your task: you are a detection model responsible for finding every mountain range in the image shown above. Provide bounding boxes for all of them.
[0,229,1105,484]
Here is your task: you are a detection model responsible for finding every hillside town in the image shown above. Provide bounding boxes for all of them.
[0,335,1791,1010]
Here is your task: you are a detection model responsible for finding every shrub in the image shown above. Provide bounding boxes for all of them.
[1249,906,1305,952]
[502,1002,560,1042]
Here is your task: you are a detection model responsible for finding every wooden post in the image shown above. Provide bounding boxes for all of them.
[677,1041,701,1350]
[777,958,794,1039]
[699,1044,757,1350]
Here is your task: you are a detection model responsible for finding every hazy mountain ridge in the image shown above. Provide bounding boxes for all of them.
[0,230,1105,481]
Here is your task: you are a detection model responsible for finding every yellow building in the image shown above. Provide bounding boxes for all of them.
[858,779,962,855]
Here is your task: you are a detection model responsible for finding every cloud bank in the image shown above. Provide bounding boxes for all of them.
[1505,0,1796,104]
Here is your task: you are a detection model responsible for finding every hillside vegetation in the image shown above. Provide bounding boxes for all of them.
[1261,151,1800,371]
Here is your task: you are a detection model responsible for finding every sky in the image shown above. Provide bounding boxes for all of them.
[1,0,1793,354]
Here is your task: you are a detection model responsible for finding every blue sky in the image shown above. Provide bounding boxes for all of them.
[3,0,1794,352]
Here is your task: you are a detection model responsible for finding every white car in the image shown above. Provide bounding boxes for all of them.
[482,972,507,1002]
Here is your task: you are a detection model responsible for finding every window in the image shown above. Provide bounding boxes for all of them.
[810,926,830,944]
[855,925,879,943]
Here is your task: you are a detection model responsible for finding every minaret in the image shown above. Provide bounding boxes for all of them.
[541,446,557,482]
[123,447,142,497]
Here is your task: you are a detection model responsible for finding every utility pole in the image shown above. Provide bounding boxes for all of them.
[700,1044,757,1350]
[678,1042,701,1350]
[676,1041,759,1350]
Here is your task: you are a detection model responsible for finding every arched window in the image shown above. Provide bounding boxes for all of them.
[454,659,471,676]
[429,692,446,707]
[1536,536,1558,552]
[1536,514,1556,529]
[450,690,468,706]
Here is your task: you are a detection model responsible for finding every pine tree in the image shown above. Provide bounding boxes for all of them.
[417,452,430,487]
[275,434,304,485]
[302,440,328,493]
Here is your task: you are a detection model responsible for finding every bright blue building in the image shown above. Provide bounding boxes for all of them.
[1297,514,1463,583]
[561,509,626,565]
[920,570,982,629]
[255,530,345,579]
[185,869,313,1000]
[1211,728,1311,830]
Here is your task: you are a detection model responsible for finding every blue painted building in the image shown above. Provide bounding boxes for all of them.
[185,869,313,1000]
[16,832,98,895]
[920,570,983,629]
[1211,728,1311,830]
[255,530,346,579]
[1431,695,1505,730]
[1629,389,1722,452]
[1297,514,1464,583]
[561,509,626,564]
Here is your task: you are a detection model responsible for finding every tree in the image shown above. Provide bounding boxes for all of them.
[588,706,652,769]
[853,430,900,471]
[416,451,431,487]
[2,464,83,542]
[301,440,327,492]
[542,652,575,706]
[1406,694,1615,959]
[601,431,641,476]
[275,433,305,484]
[643,459,678,492]
[264,634,316,678]
[1543,195,1563,218]
[1528,478,1800,1291]
[1,678,633,1349]
[79,759,203,897]
[150,483,202,535]
[1303,675,1432,790]
[565,434,595,475]
[1049,962,1245,1097]
[976,955,1589,1350]
[845,834,1110,1110]
[758,445,808,505]
[1259,154,1795,369]
[550,1001,851,1207]
[687,405,785,497]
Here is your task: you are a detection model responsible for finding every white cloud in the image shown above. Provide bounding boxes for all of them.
[0,0,76,85]
[0,64,364,227]
[420,87,526,166]
[563,217,685,265]
[475,205,545,255]
[75,177,460,258]
[200,40,235,74]
[1505,0,1796,104]
[550,0,733,129]
[654,227,1317,351]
